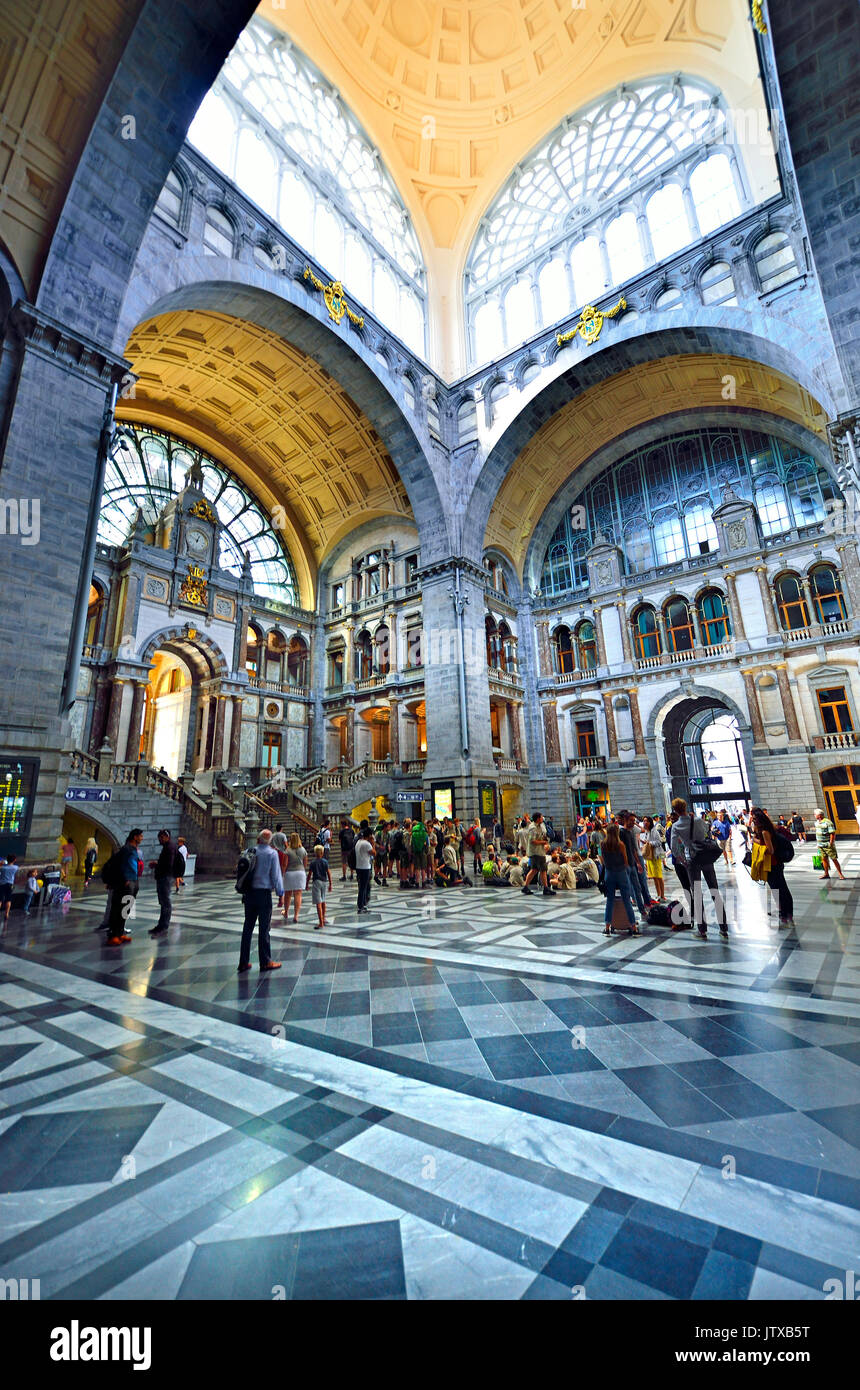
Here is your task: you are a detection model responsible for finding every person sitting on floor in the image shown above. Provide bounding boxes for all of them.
[571,851,600,886]
[554,855,578,890]
[435,836,472,886]
[505,854,526,888]
[481,846,511,887]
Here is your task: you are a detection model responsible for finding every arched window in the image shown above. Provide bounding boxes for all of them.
[84,584,105,648]
[327,643,345,688]
[374,625,391,676]
[473,300,503,365]
[189,16,427,350]
[265,631,287,683]
[690,153,740,235]
[104,425,298,603]
[246,625,262,679]
[553,625,575,675]
[155,168,184,226]
[576,620,598,670]
[543,543,573,596]
[653,511,686,566]
[787,462,827,528]
[497,621,511,671]
[647,183,691,261]
[354,630,373,680]
[809,565,847,624]
[287,635,309,687]
[623,519,653,573]
[754,231,798,292]
[755,480,792,537]
[485,617,500,669]
[203,206,235,257]
[632,607,660,660]
[683,502,719,556]
[774,573,809,631]
[504,278,536,347]
[464,76,753,360]
[698,590,731,646]
[700,260,737,306]
[664,598,695,653]
[655,285,682,309]
[539,257,573,325]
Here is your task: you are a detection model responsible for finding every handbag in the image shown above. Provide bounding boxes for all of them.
[812,851,823,870]
[690,838,723,867]
[750,842,772,882]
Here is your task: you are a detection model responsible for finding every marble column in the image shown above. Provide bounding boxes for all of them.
[510,701,523,764]
[542,701,561,764]
[124,682,147,763]
[536,619,552,677]
[228,695,242,768]
[204,696,216,769]
[656,611,670,660]
[237,607,249,673]
[741,669,767,745]
[388,697,400,764]
[723,572,746,640]
[345,706,355,764]
[105,679,125,759]
[211,695,227,769]
[836,540,860,616]
[775,663,803,742]
[592,607,607,666]
[627,687,646,756]
[305,707,314,770]
[755,567,780,635]
[616,601,634,663]
[386,610,398,672]
[801,577,821,628]
[88,675,110,754]
[602,692,619,760]
[345,622,355,681]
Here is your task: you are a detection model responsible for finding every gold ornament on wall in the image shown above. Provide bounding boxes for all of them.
[303,267,364,328]
[557,297,626,349]
[179,564,207,608]
[187,499,217,524]
[751,1,767,35]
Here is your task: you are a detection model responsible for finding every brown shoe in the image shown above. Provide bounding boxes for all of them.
[260,961,282,971]
[237,963,252,973]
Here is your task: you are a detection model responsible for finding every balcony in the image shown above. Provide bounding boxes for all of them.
[568,756,607,773]
[636,641,733,670]
[812,731,859,752]
[248,676,310,698]
[493,755,527,775]
[488,666,522,689]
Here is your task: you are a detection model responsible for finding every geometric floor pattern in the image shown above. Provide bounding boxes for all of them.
[0,840,857,1299]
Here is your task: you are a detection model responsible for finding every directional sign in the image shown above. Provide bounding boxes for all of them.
[689,776,722,788]
[65,787,112,803]
[395,791,423,803]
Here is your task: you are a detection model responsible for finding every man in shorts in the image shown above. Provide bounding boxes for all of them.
[308,844,333,930]
[814,808,846,880]
[374,820,390,887]
[522,813,555,897]
[398,819,414,887]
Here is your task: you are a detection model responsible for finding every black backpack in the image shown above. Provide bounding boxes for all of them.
[347,844,357,871]
[235,848,257,893]
[100,851,124,888]
[773,829,795,863]
[172,848,186,877]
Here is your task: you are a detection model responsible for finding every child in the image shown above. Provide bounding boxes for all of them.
[23,868,39,915]
[308,844,333,930]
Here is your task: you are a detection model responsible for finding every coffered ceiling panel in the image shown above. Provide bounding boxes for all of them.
[120,309,413,602]
[485,353,829,575]
[0,0,144,294]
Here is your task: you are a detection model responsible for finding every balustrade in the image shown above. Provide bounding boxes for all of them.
[813,731,859,751]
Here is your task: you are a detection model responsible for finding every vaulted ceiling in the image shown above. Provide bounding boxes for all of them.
[485,353,830,577]
[119,309,413,604]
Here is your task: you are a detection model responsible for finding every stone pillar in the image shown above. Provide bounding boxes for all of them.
[388,697,400,764]
[723,572,746,641]
[627,687,646,756]
[616,601,633,662]
[775,663,803,742]
[88,675,111,754]
[228,695,243,768]
[592,606,607,666]
[211,695,227,769]
[836,540,860,616]
[656,610,670,659]
[345,706,355,764]
[204,696,217,769]
[237,610,249,672]
[386,610,398,672]
[305,707,314,770]
[755,567,780,636]
[124,681,147,762]
[105,679,125,759]
[801,577,821,628]
[542,701,561,764]
[602,692,619,760]
[510,701,523,764]
[741,669,767,745]
[345,622,355,681]
[536,618,552,676]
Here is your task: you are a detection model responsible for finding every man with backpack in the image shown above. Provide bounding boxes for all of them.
[669,797,727,939]
[465,818,484,874]
[237,828,283,972]
[338,821,355,881]
[148,829,182,936]
[521,812,555,896]
[410,817,431,886]
[102,828,144,945]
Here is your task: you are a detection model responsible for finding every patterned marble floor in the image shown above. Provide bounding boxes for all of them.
[0,842,858,1301]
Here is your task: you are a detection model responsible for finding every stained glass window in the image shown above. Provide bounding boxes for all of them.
[102,425,298,604]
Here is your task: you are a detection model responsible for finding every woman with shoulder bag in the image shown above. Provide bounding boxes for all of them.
[670,797,728,940]
[750,807,794,928]
[599,824,638,935]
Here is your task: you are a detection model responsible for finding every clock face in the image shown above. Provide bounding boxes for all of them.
[185,527,209,558]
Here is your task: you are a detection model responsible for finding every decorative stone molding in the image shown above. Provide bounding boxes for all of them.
[10,301,132,390]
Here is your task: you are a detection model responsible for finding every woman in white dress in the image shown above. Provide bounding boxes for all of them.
[281,832,308,924]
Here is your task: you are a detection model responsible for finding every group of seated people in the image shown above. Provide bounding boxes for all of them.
[476,847,601,890]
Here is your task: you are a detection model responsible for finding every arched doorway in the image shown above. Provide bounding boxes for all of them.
[138,630,230,778]
[662,697,751,814]
[143,651,193,778]
[820,764,860,833]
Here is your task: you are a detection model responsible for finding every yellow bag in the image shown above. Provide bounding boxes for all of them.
[750,842,771,882]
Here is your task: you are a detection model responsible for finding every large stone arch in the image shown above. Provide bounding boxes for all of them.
[120,277,451,564]
[521,406,838,594]
[138,627,230,680]
[645,683,762,807]
[464,313,843,564]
